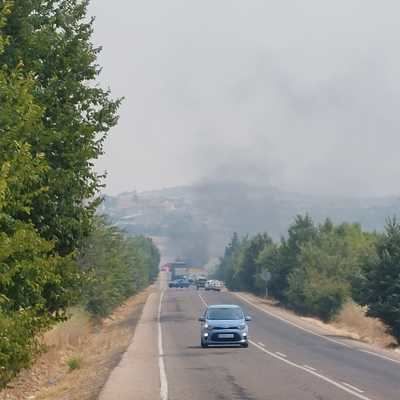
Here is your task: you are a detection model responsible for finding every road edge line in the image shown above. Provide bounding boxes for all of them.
[233,292,352,348]
[359,349,400,365]
[158,290,168,400]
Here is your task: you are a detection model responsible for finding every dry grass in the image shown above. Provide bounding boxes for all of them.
[44,308,92,351]
[333,302,396,347]
[0,287,153,400]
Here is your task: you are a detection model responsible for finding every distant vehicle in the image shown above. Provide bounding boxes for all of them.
[205,280,222,291]
[195,276,207,290]
[169,278,190,288]
[160,264,170,272]
[198,304,251,348]
[170,260,189,280]
[187,277,194,285]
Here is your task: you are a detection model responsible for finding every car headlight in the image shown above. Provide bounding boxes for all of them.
[239,323,246,330]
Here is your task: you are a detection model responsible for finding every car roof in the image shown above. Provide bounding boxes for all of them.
[207,304,240,309]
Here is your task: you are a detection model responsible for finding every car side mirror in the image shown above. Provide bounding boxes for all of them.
[198,317,205,322]
[245,316,252,322]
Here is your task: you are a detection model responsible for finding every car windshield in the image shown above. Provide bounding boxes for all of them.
[207,308,243,320]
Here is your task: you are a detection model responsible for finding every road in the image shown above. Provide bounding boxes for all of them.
[161,286,400,400]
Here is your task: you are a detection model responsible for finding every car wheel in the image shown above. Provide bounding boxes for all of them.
[241,342,249,348]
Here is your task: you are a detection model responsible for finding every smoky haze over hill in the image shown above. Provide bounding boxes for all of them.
[91,0,400,198]
[89,1,400,264]
[102,180,400,266]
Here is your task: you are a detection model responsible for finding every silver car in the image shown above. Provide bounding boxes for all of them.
[198,304,251,348]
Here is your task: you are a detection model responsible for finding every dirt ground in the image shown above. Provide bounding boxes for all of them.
[0,286,154,400]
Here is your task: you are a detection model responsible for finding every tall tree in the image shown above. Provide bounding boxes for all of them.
[234,233,272,292]
[268,214,317,301]
[359,218,400,342]
[0,0,121,254]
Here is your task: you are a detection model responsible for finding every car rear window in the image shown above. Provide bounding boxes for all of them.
[207,308,243,320]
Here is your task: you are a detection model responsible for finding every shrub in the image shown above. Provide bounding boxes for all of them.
[67,356,82,371]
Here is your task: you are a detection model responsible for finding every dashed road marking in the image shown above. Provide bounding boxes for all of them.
[257,342,266,347]
[198,292,208,307]
[250,340,373,400]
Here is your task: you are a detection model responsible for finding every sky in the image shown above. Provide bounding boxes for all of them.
[89,0,400,197]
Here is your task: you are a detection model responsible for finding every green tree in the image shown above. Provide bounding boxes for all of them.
[0,6,78,383]
[256,241,283,298]
[0,145,77,386]
[264,214,317,301]
[359,219,400,342]
[78,218,160,317]
[234,233,273,292]
[286,221,376,320]
[214,232,240,289]
[0,0,121,254]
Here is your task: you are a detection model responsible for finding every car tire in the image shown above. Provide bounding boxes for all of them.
[201,340,208,348]
[241,342,249,348]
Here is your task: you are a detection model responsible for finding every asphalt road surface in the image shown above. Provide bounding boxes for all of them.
[161,287,400,400]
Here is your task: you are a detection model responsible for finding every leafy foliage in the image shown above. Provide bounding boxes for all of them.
[0,145,77,385]
[0,1,152,387]
[358,219,400,342]
[0,0,121,255]
[79,218,160,317]
[215,215,379,322]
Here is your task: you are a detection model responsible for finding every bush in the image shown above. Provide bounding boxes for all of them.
[67,356,82,371]
[0,311,46,387]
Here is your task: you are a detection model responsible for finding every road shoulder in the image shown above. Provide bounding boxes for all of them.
[99,289,161,400]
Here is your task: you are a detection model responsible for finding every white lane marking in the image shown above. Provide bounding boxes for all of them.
[359,349,400,365]
[276,352,287,358]
[234,293,351,348]
[257,342,266,347]
[342,382,365,393]
[249,340,373,400]
[158,290,168,400]
[198,292,208,307]
[303,364,316,371]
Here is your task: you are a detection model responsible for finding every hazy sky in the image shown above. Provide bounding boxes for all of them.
[90,0,400,197]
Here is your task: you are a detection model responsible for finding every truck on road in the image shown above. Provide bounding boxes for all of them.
[195,276,207,290]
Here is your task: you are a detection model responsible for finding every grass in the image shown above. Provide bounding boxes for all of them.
[333,301,396,347]
[43,307,92,351]
[67,356,82,371]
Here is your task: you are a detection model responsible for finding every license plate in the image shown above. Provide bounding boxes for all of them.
[218,333,234,339]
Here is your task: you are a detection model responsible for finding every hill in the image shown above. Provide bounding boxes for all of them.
[100,181,400,265]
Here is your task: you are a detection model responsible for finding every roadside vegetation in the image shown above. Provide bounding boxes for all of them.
[215,215,400,344]
[0,1,159,388]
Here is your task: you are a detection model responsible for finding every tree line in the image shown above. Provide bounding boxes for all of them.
[215,215,400,343]
[0,1,159,386]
